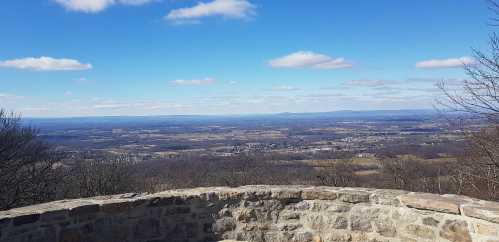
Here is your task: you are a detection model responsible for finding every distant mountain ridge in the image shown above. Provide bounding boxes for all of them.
[26,109,437,121]
[23,109,440,130]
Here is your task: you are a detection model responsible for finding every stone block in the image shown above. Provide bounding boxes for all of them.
[400,193,464,214]
[270,189,302,200]
[323,231,351,242]
[237,208,257,223]
[439,219,471,242]
[351,214,372,232]
[338,190,370,203]
[405,224,435,240]
[422,217,439,227]
[301,189,337,200]
[475,222,498,236]
[374,218,396,237]
[333,216,348,229]
[370,189,408,206]
[213,218,236,234]
[243,190,272,201]
[148,196,185,207]
[461,204,499,224]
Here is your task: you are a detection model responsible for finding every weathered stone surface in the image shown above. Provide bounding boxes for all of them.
[148,196,186,207]
[333,216,348,229]
[439,219,471,242]
[327,203,351,213]
[461,204,499,224]
[370,189,409,206]
[338,190,370,203]
[1,185,499,242]
[323,231,351,242]
[475,222,499,236]
[213,217,236,234]
[270,188,302,201]
[280,211,300,220]
[405,224,435,240]
[374,217,396,237]
[351,207,380,232]
[242,190,271,201]
[237,208,257,223]
[400,193,464,214]
[301,189,337,200]
[422,216,439,227]
[398,236,417,242]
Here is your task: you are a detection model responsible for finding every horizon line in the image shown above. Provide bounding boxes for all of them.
[21,108,438,119]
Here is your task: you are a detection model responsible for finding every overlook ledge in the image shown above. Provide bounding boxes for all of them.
[1,186,499,242]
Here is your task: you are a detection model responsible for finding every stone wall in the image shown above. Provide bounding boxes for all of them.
[1,186,499,242]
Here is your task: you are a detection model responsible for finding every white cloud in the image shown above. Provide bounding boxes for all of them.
[343,80,386,87]
[416,56,476,69]
[53,0,154,13]
[0,93,23,100]
[0,57,92,71]
[166,0,255,23]
[64,91,73,96]
[268,51,353,70]
[271,85,300,91]
[170,78,216,86]
[119,0,154,5]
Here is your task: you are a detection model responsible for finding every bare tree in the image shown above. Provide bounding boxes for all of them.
[438,0,499,123]
[0,109,61,210]
[316,159,356,187]
[438,0,499,200]
[61,155,142,198]
[381,156,420,190]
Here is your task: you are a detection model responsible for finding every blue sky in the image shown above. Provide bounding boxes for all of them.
[0,0,492,117]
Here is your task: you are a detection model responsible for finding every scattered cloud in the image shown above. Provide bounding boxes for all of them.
[343,80,386,87]
[166,0,256,23]
[88,100,187,111]
[268,51,353,70]
[170,78,216,86]
[64,91,73,96]
[120,0,155,5]
[0,57,92,71]
[0,93,23,100]
[53,0,155,13]
[11,89,439,117]
[406,77,464,85]
[271,85,300,91]
[229,80,237,85]
[416,56,476,69]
